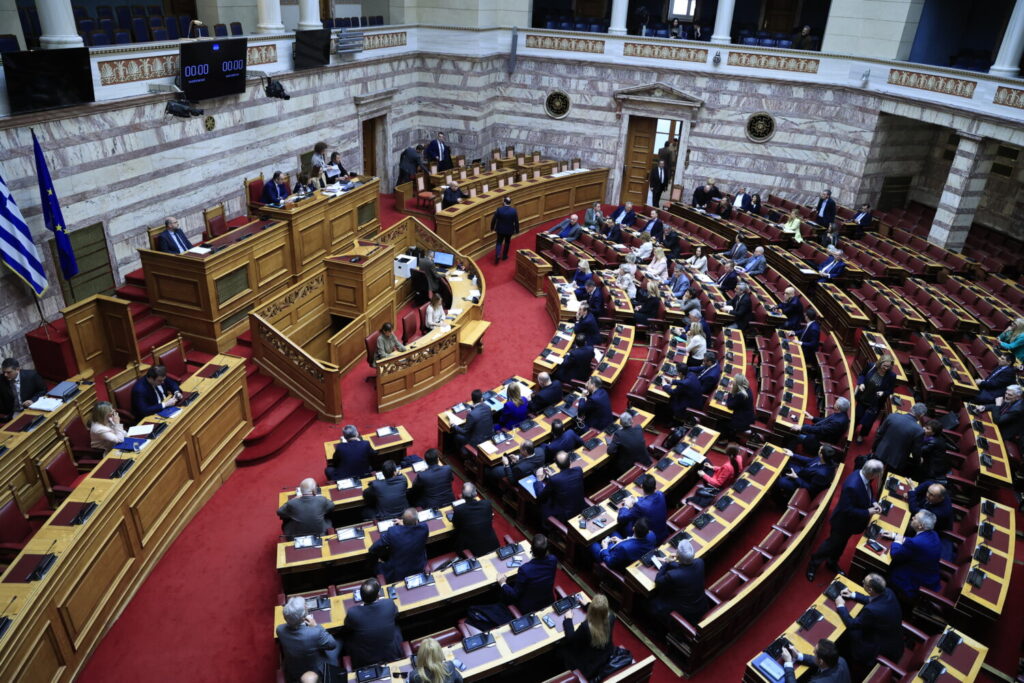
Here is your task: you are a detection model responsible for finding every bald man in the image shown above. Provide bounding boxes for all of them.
[276,478,333,539]
[369,508,428,582]
[155,216,193,254]
[776,286,805,330]
[548,213,582,241]
[908,482,952,533]
[528,372,563,413]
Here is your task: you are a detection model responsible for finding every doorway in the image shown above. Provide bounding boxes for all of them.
[621,116,656,205]
[361,118,378,178]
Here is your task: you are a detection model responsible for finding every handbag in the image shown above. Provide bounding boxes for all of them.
[594,646,633,682]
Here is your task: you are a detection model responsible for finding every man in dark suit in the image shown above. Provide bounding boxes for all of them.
[662,225,683,258]
[583,279,604,317]
[397,144,428,185]
[593,517,655,570]
[131,365,181,418]
[727,281,752,330]
[694,352,722,395]
[528,372,562,414]
[733,188,753,212]
[814,189,836,227]
[552,336,594,384]
[490,196,520,264]
[454,389,494,450]
[974,353,1016,403]
[488,440,544,487]
[0,358,47,417]
[607,410,651,475]
[834,574,903,675]
[343,579,404,668]
[908,482,952,533]
[539,420,582,463]
[362,459,410,520]
[261,170,288,204]
[884,509,941,602]
[451,482,500,556]
[776,445,838,502]
[547,213,582,241]
[649,538,708,627]
[817,246,845,282]
[691,183,720,208]
[649,160,668,208]
[609,202,637,226]
[819,225,841,249]
[604,218,623,243]
[414,246,446,300]
[668,366,704,418]
[424,132,452,171]
[155,216,193,254]
[410,448,454,509]
[577,376,613,431]
[441,180,468,209]
[807,459,884,579]
[872,402,927,475]
[725,234,749,262]
[844,202,873,237]
[277,596,341,683]
[534,451,585,523]
[717,261,739,295]
[369,508,428,582]
[276,478,333,539]
[325,424,373,481]
[792,397,851,454]
[497,533,557,613]
[617,475,669,542]
[776,287,805,330]
[780,639,850,683]
[787,308,821,355]
[975,384,1024,444]
[573,302,601,347]
[644,210,664,242]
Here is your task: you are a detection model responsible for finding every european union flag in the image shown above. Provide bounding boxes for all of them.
[32,131,77,279]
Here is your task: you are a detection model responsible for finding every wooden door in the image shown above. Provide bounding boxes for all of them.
[621,116,657,205]
[763,0,800,32]
[361,118,377,177]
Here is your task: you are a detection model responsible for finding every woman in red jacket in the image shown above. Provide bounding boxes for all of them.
[699,443,743,489]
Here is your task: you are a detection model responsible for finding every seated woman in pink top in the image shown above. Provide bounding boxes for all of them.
[89,401,126,452]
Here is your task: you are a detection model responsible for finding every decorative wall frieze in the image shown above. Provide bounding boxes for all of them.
[887,69,976,99]
[97,44,277,86]
[363,32,407,51]
[255,272,324,321]
[727,51,819,74]
[525,34,605,54]
[993,86,1024,110]
[623,43,706,63]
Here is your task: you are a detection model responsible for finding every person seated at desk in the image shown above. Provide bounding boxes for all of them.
[781,208,805,244]
[553,335,594,385]
[343,578,405,668]
[736,246,766,276]
[584,201,604,228]
[261,170,289,204]
[687,308,711,345]
[577,376,613,431]
[325,151,350,183]
[662,224,683,259]
[732,187,753,212]
[277,596,341,683]
[497,533,557,613]
[498,381,529,430]
[607,411,651,475]
[488,440,542,487]
[535,452,586,524]
[716,260,739,295]
[572,259,593,297]
[528,372,562,414]
[277,478,333,539]
[692,183,720,209]
[441,180,468,209]
[362,459,410,520]
[648,538,708,628]
[776,444,838,503]
[451,482,500,556]
[974,352,1016,403]
[786,308,821,355]
[726,281,752,331]
[540,419,583,463]
[750,193,762,215]
[643,210,665,242]
[592,516,655,570]
[631,232,654,262]
[666,265,690,299]
[131,365,181,418]
[915,421,952,483]
[573,302,602,347]
[844,202,872,235]
[817,246,845,282]
[615,263,638,299]
[646,247,669,282]
[375,322,407,364]
[603,217,623,243]
[560,594,616,683]
[609,201,637,226]
[369,507,429,583]
[155,216,193,254]
[723,375,755,439]
[684,322,707,367]
[774,287,805,330]
[0,357,46,418]
[694,351,722,395]
[971,384,1024,444]
[779,639,849,683]
[998,318,1024,362]
[791,397,851,454]
[410,638,464,683]
[617,475,669,542]
[715,196,733,220]
[424,293,447,331]
[668,364,704,419]
[454,388,495,450]
[326,424,373,482]
[689,444,742,506]
[724,233,748,262]
[908,482,952,533]
[410,448,455,509]
[678,286,701,317]
[88,401,127,453]
[292,172,316,195]
[820,223,841,249]
[686,245,709,273]
[833,574,903,676]
[547,213,583,241]
[634,280,662,327]
[584,277,605,318]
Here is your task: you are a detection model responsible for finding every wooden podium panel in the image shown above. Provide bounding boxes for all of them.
[324,241,395,319]
[377,327,462,412]
[63,296,138,375]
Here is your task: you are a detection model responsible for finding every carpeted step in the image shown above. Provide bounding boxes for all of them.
[238,398,315,463]
[128,301,151,319]
[228,344,253,359]
[115,284,149,303]
[185,349,216,365]
[236,330,252,347]
[246,372,273,397]
[244,362,259,378]
[249,384,288,422]
[134,314,166,339]
[136,327,178,356]
[124,268,146,286]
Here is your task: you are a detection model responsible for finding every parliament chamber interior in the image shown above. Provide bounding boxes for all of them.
[1,0,1024,681]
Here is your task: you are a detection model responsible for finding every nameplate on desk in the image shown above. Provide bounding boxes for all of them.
[336,527,365,541]
[293,535,322,549]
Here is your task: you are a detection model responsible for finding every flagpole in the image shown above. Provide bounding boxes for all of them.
[33,296,52,340]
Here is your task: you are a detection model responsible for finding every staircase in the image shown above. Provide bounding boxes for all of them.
[118,269,316,464]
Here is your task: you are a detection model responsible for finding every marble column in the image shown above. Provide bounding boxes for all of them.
[710,0,736,45]
[990,0,1024,78]
[256,0,284,33]
[37,0,84,49]
[927,134,996,252]
[608,0,628,35]
[298,0,322,31]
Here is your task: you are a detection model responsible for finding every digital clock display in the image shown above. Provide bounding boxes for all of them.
[179,38,248,101]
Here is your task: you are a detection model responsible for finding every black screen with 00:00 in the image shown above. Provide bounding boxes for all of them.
[179,38,248,101]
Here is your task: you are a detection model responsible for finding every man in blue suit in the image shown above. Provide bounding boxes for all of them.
[807,459,884,580]
[974,353,1016,403]
[131,365,181,418]
[539,419,583,463]
[606,410,650,474]
[454,389,494,450]
[667,267,690,298]
[409,448,454,509]
[733,188,753,212]
[490,196,519,264]
[817,246,845,282]
[368,508,428,582]
[326,424,374,481]
[725,234,749,262]
[424,132,453,171]
[668,366,704,418]
[546,213,583,241]
[592,517,655,570]
[694,352,722,395]
[573,303,601,346]
[617,475,668,542]
[814,189,837,227]
[605,218,623,243]
[577,376,613,430]
[834,574,903,674]
[528,372,563,414]
[609,202,637,226]
[736,246,767,276]
[777,287,805,329]
[788,308,821,355]
[497,534,557,612]
[261,170,288,204]
[552,336,594,384]
[155,216,193,254]
[584,279,604,317]
[644,210,664,242]
[776,444,838,502]
[883,510,941,602]
[792,397,850,454]
[716,261,739,295]
[649,538,708,627]
[534,451,585,523]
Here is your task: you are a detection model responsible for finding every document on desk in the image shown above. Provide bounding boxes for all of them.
[127,424,154,437]
[376,426,398,437]
[28,397,63,412]
[448,308,463,317]
[800,268,817,275]
[446,411,465,426]
[187,246,212,255]
[469,289,481,298]
[478,441,498,455]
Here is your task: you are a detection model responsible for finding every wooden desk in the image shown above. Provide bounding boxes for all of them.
[0,355,251,683]
[544,275,581,325]
[967,409,1014,487]
[685,266,734,326]
[816,281,871,343]
[708,328,747,417]
[851,474,914,579]
[908,278,980,335]
[920,333,979,397]
[515,249,553,297]
[646,326,692,403]
[770,331,809,432]
[872,281,929,331]
[766,246,823,287]
[877,628,987,682]
[532,322,576,378]
[434,169,608,259]
[958,498,1015,621]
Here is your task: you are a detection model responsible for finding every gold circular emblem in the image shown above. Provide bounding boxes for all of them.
[745,112,775,143]
[545,91,571,119]
[204,115,216,132]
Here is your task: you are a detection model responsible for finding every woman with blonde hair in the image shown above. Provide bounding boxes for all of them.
[634,279,662,326]
[573,259,593,298]
[424,293,446,330]
[854,353,897,443]
[499,381,529,430]
[781,208,804,244]
[632,232,654,261]
[646,247,669,282]
[89,401,127,452]
[685,321,706,366]
[409,637,462,683]
[725,373,754,437]
[561,594,616,681]
[999,317,1024,362]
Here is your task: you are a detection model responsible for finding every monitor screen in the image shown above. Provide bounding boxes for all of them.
[294,29,331,69]
[179,38,248,101]
[433,251,455,267]
[2,48,95,115]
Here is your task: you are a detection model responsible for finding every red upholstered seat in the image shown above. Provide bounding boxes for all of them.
[43,449,88,499]
[401,310,420,345]
[709,571,743,600]
[365,331,381,375]
[63,416,104,469]
[246,176,265,204]
[0,498,34,560]
[111,377,138,423]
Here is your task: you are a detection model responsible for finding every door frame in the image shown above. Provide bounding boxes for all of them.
[354,89,398,191]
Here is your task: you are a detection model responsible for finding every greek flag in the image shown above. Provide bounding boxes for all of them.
[0,167,47,296]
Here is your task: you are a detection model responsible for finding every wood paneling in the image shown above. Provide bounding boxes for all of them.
[622,116,656,205]
[63,295,138,375]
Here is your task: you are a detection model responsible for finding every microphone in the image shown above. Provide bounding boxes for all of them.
[29,539,59,581]
[1,594,17,615]
[71,487,97,526]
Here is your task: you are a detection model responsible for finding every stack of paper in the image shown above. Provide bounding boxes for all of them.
[127,424,154,437]
[28,397,63,412]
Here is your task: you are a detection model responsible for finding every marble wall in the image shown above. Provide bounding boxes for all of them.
[858,113,944,207]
